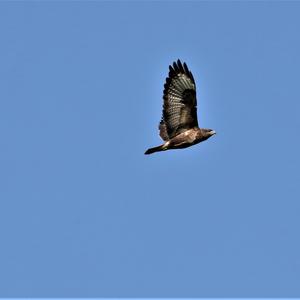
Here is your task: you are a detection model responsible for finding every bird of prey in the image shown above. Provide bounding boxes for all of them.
[145,59,216,155]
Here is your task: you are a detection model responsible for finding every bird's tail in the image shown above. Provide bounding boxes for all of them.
[144,144,166,155]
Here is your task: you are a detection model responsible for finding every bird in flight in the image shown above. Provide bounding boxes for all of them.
[145,59,216,155]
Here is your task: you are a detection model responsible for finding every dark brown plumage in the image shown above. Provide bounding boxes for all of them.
[145,59,215,155]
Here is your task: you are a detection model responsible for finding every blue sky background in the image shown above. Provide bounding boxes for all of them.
[0,1,300,297]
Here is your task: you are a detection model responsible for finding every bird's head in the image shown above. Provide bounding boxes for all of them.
[203,129,216,139]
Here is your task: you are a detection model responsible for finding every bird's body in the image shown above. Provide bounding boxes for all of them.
[145,59,215,155]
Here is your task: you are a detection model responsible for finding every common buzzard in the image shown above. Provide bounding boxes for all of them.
[145,59,216,155]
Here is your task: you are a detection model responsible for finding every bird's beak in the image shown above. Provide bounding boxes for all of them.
[211,130,216,136]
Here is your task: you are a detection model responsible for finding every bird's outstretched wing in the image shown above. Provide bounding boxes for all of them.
[159,59,198,141]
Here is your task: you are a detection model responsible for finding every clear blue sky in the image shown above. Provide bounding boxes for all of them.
[0,1,300,297]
